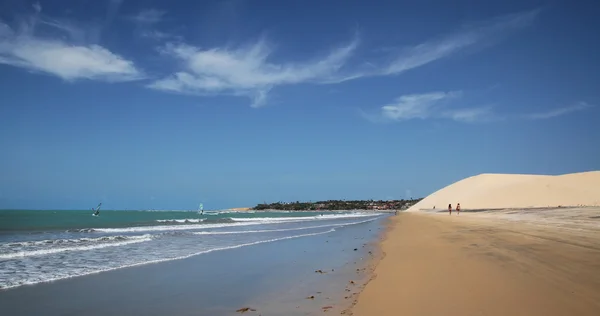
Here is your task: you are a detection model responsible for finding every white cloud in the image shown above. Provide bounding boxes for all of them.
[0,7,143,82]
[0,38,142,81]
[525,102,593,120]
[0,5,540,107]
[147,9,539,106]
[148,37,359,107]
[130,9,166,25]
[372,91,492,123]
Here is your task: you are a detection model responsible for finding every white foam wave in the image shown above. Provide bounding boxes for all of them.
[90,213,381,233]
[193,218,378,235]
[155,219,205,223]
[0,229,334,289]
[3,235,150,248]
[93,222,260,233]
[230,213,380,222]
[0,236,152,260]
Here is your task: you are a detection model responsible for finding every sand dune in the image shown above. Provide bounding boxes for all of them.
[408,171,600,211]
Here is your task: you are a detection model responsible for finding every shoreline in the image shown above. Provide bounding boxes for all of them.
[245,216,389,316]
[350,207,600,315]
[233,209,398,213]
[340,214,394,315]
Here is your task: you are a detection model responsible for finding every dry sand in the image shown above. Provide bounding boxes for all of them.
[352,171,600,315]
[227,207,251,211]
[407,171,600,211]
[352,209,600,315]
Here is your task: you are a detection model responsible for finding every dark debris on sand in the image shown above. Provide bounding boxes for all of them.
[322,305,333,312]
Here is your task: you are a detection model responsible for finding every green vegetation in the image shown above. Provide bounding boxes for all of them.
[252,198,423,211]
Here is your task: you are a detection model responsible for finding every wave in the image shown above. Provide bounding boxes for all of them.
[155,218,236,224]
[93,222,256,233]
[156,219,205,223]
[0,235,152,260]
[2,235,151,248]
[0,228,334,290]
[133,210,203,212]
[193,217,378,235]
[65,228,97,233]
[154,213,379,224]
[88,213,380,233]
[229,213,379,222]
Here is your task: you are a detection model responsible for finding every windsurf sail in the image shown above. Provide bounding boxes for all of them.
[198,203,203,212]
[93,203,102,215]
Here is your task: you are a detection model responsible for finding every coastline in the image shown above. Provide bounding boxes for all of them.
[244,215,389,316]
[350,207,600,316]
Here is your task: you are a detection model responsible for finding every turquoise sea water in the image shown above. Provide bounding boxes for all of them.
[0,209,383,290]
[0,209,331,232]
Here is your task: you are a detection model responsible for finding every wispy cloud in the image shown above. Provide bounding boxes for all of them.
[524,102,593,120]
[129,9,166,25]
[386,9,538,75]
[148,8,539,106]
[0,4,143,82]
[0,4,540,107]
[440,106,497,122]
[128,9,180,42]
[141,30,179,41]
[381,91,462,121]
[148,36,359,107]
[365,91,493,123]
[332,8,540,82]
[32,2,42,13]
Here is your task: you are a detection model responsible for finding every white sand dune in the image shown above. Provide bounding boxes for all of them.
[408,171,600,211]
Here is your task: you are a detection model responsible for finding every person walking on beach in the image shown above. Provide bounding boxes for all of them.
[448,204,452,215]
[456,203,461,215]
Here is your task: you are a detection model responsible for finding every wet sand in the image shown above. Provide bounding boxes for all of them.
[352,208,600,316]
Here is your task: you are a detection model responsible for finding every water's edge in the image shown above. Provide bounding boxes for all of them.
[344,213,396,316]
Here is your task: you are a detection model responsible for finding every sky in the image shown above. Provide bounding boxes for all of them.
[1,0,599,210]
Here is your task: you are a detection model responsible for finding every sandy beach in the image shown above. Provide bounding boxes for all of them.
[352,171,600,316]
[352,209,600,315]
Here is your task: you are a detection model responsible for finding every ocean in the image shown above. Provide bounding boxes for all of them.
[0,209,385,294]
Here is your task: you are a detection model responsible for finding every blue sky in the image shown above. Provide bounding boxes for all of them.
[1,0,599,210]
